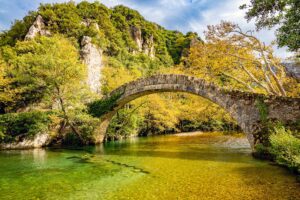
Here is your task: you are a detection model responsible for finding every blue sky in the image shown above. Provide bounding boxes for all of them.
[0,0,292,58]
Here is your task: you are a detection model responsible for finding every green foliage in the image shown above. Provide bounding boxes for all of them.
[1,35,86,112]
[88,93,122,118]
[255,97,268,123]
[0,111,52,143]
[63,113,100,146]
[0,1,197,66]
[107,107,142,140]
[241,0,300,52]
[269,126,300,173]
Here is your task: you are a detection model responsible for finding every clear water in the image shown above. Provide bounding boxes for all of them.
[0,132,299,200]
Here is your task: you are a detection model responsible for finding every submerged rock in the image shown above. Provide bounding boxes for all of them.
[25,15,51,40]
[0,133,51,150]
[81,36,103,93]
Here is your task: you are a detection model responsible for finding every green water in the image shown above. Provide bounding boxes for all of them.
[0,132,299,200]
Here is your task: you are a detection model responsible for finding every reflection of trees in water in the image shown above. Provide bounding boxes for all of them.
[18,149,47,166]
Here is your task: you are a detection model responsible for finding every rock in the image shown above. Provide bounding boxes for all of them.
[131,26,143,52]
[282,62,300,82]
[81,36,103,93]
[189,37,200,47]
[130,26,155,58]
[81,19,99,31]
[0,133,50,150]
[143,34,155,58]
[25,15,51,40]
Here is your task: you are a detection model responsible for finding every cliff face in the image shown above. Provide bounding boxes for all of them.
[25,16,103,94]
[81,36,103,93]
[143,34,155,58]
[131,26,155,58]
[25,15,51,40]
[131,26,143,52]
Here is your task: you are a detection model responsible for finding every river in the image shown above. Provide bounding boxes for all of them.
[0,132,299,200]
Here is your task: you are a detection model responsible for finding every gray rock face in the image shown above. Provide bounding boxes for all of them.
[81,19,100,31]
[81,36,102,93]
[25,15,51,40]
[143,34,155,58]
[0,133,50,150]
[283,62,300,82]
[130,26,155,58]
[131,26,143,52]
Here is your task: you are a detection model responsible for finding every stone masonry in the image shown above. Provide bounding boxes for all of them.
[96,74,300,149]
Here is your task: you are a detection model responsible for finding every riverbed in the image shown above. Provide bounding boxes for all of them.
[0,132,299,200]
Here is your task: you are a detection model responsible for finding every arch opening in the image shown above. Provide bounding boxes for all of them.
[94,74,258,148]
[92,74,300,151]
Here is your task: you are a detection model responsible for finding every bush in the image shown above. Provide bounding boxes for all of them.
[62,113,100,146]
[88,92,122,117]
[269,126,300,173]
[0,111,52,143]
[107,108,142,140]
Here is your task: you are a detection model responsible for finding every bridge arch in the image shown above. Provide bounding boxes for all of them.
[94,74,300,150]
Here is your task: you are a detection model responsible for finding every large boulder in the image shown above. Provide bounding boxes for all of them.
[0,132,51,150]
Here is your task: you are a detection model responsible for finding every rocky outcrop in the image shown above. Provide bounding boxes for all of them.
[131,26,143,52]
[283,62,300,82]
[25,15,51,40]
[130,26,155,58]
[81,36,102,93]
[143,34,155,58]
[81,19,100,31]
[0,133,50,150]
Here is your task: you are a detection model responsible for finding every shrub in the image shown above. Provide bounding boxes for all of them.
[269,126,300,173]
[0,111,52,143]
[88,92,122,118]
[63,113,100,146]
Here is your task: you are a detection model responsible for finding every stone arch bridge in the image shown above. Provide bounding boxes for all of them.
[93,74,300,149]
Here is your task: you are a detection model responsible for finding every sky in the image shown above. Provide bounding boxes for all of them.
[0,0,293,59]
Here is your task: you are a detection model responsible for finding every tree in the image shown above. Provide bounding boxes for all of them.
[186,21,298,96]
[0,56,15,113]
[2,35,93,142]
[240,0,300,52]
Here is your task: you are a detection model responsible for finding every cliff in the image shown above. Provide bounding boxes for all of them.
[81,36,103,93]
[25,15,51,40]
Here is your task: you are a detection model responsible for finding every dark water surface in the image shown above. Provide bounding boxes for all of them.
[0,132,299,200]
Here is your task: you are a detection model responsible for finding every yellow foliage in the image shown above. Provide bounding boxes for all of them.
[101,57,143,94]
[184,21,299,97]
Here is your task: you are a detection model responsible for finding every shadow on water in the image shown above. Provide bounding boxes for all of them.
[104,159,150,174]
[66,155,150,174]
